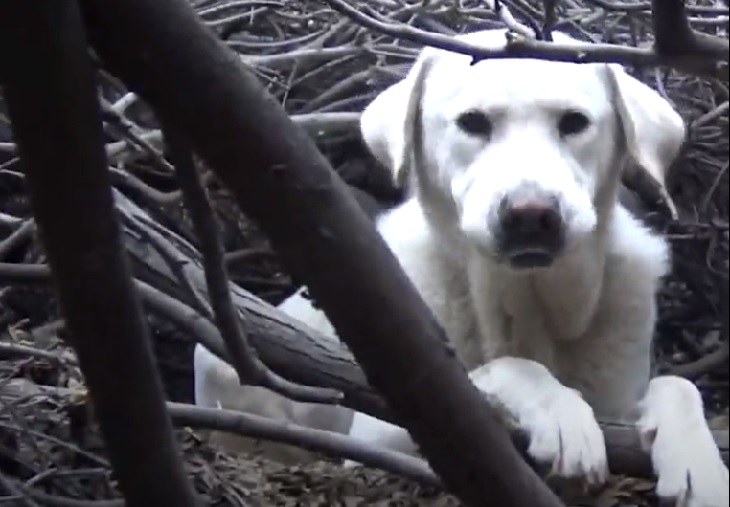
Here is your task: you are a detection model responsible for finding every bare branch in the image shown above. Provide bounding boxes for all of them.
[167,402,441,487]
[0,471,40,507]
[584,0,729,15]
[0,219,35,261]
[162,121,342,404]
[99,99,174,172]
[318,0,728,80]
[491,0,538,38]
[669,340,730,380]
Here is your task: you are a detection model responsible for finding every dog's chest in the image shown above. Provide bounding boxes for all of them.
[499,279,561,370]
[422,263,566,373]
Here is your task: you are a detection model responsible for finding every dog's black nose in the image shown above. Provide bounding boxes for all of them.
[496,189,565,268]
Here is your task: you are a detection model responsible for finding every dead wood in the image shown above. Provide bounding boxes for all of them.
[0,1,200,506]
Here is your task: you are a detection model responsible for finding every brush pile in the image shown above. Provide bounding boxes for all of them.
[0,0,727,505]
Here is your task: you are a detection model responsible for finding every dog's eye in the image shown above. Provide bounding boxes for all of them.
[456,111,492,137]
[558,111,591,137]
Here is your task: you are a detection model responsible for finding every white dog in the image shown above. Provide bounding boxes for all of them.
[194,29,728,506]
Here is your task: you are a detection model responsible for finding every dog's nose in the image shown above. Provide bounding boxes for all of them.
[496,190,565,268]
[499,197,562,237]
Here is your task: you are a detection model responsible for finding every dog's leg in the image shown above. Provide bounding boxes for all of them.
[470,357,608,485]
[345,411,419,466]
[637,376,729,507]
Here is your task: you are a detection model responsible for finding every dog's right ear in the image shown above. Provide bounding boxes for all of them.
[359,47,439,191]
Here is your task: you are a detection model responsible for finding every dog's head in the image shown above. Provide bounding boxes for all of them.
[360,29,686,271]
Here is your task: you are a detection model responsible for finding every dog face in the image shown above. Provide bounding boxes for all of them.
[360,30,686,271]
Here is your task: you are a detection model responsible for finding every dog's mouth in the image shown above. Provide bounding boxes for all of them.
[506,250,557,269]
[494,238,565,270]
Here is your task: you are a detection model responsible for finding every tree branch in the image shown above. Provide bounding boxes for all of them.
[166,402,441,487]
[0,1,200,506]
[319,0,727,80]
[162,121,342,404]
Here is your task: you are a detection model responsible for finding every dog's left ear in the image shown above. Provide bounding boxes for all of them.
[602,64,686,219]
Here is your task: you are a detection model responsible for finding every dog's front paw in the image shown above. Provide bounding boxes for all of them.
[523,387,608,485]
[639,418,729,507]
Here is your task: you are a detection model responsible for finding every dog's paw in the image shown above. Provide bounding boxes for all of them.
[523,387,608,485]
[639,420,729,507]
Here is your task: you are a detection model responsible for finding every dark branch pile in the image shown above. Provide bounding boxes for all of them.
[0,0,727,505]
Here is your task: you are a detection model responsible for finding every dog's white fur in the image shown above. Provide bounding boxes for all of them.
[194,29,728,506]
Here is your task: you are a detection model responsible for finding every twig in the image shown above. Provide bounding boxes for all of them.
[6,112,363,171]
[162,122,343,405]
[109,91,138,115]
[1,367,436,490]
[583,0,729,16]
[318,0,728,79]
[22,489,123,507]
[0,342,73,365]
[105,130,164,164]
[99,99,174,173]
[0,143,16,154]
[0,219,35,261]
[196,0,284,19]
[167,402,441,487]
[0,471,41,507]
[0,419,111,470]
[691,100,730,130]
[108,167,185,205]
[204,6,278,28]
[670,340,730,380]
[490,0,538,38]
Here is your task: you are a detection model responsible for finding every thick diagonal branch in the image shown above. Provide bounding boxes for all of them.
[78,0,567,505]
[0,2,200,507]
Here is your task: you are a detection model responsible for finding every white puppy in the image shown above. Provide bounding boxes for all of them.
[194,29,728,506]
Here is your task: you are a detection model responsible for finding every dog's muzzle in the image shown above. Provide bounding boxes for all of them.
[493,185,566,269]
